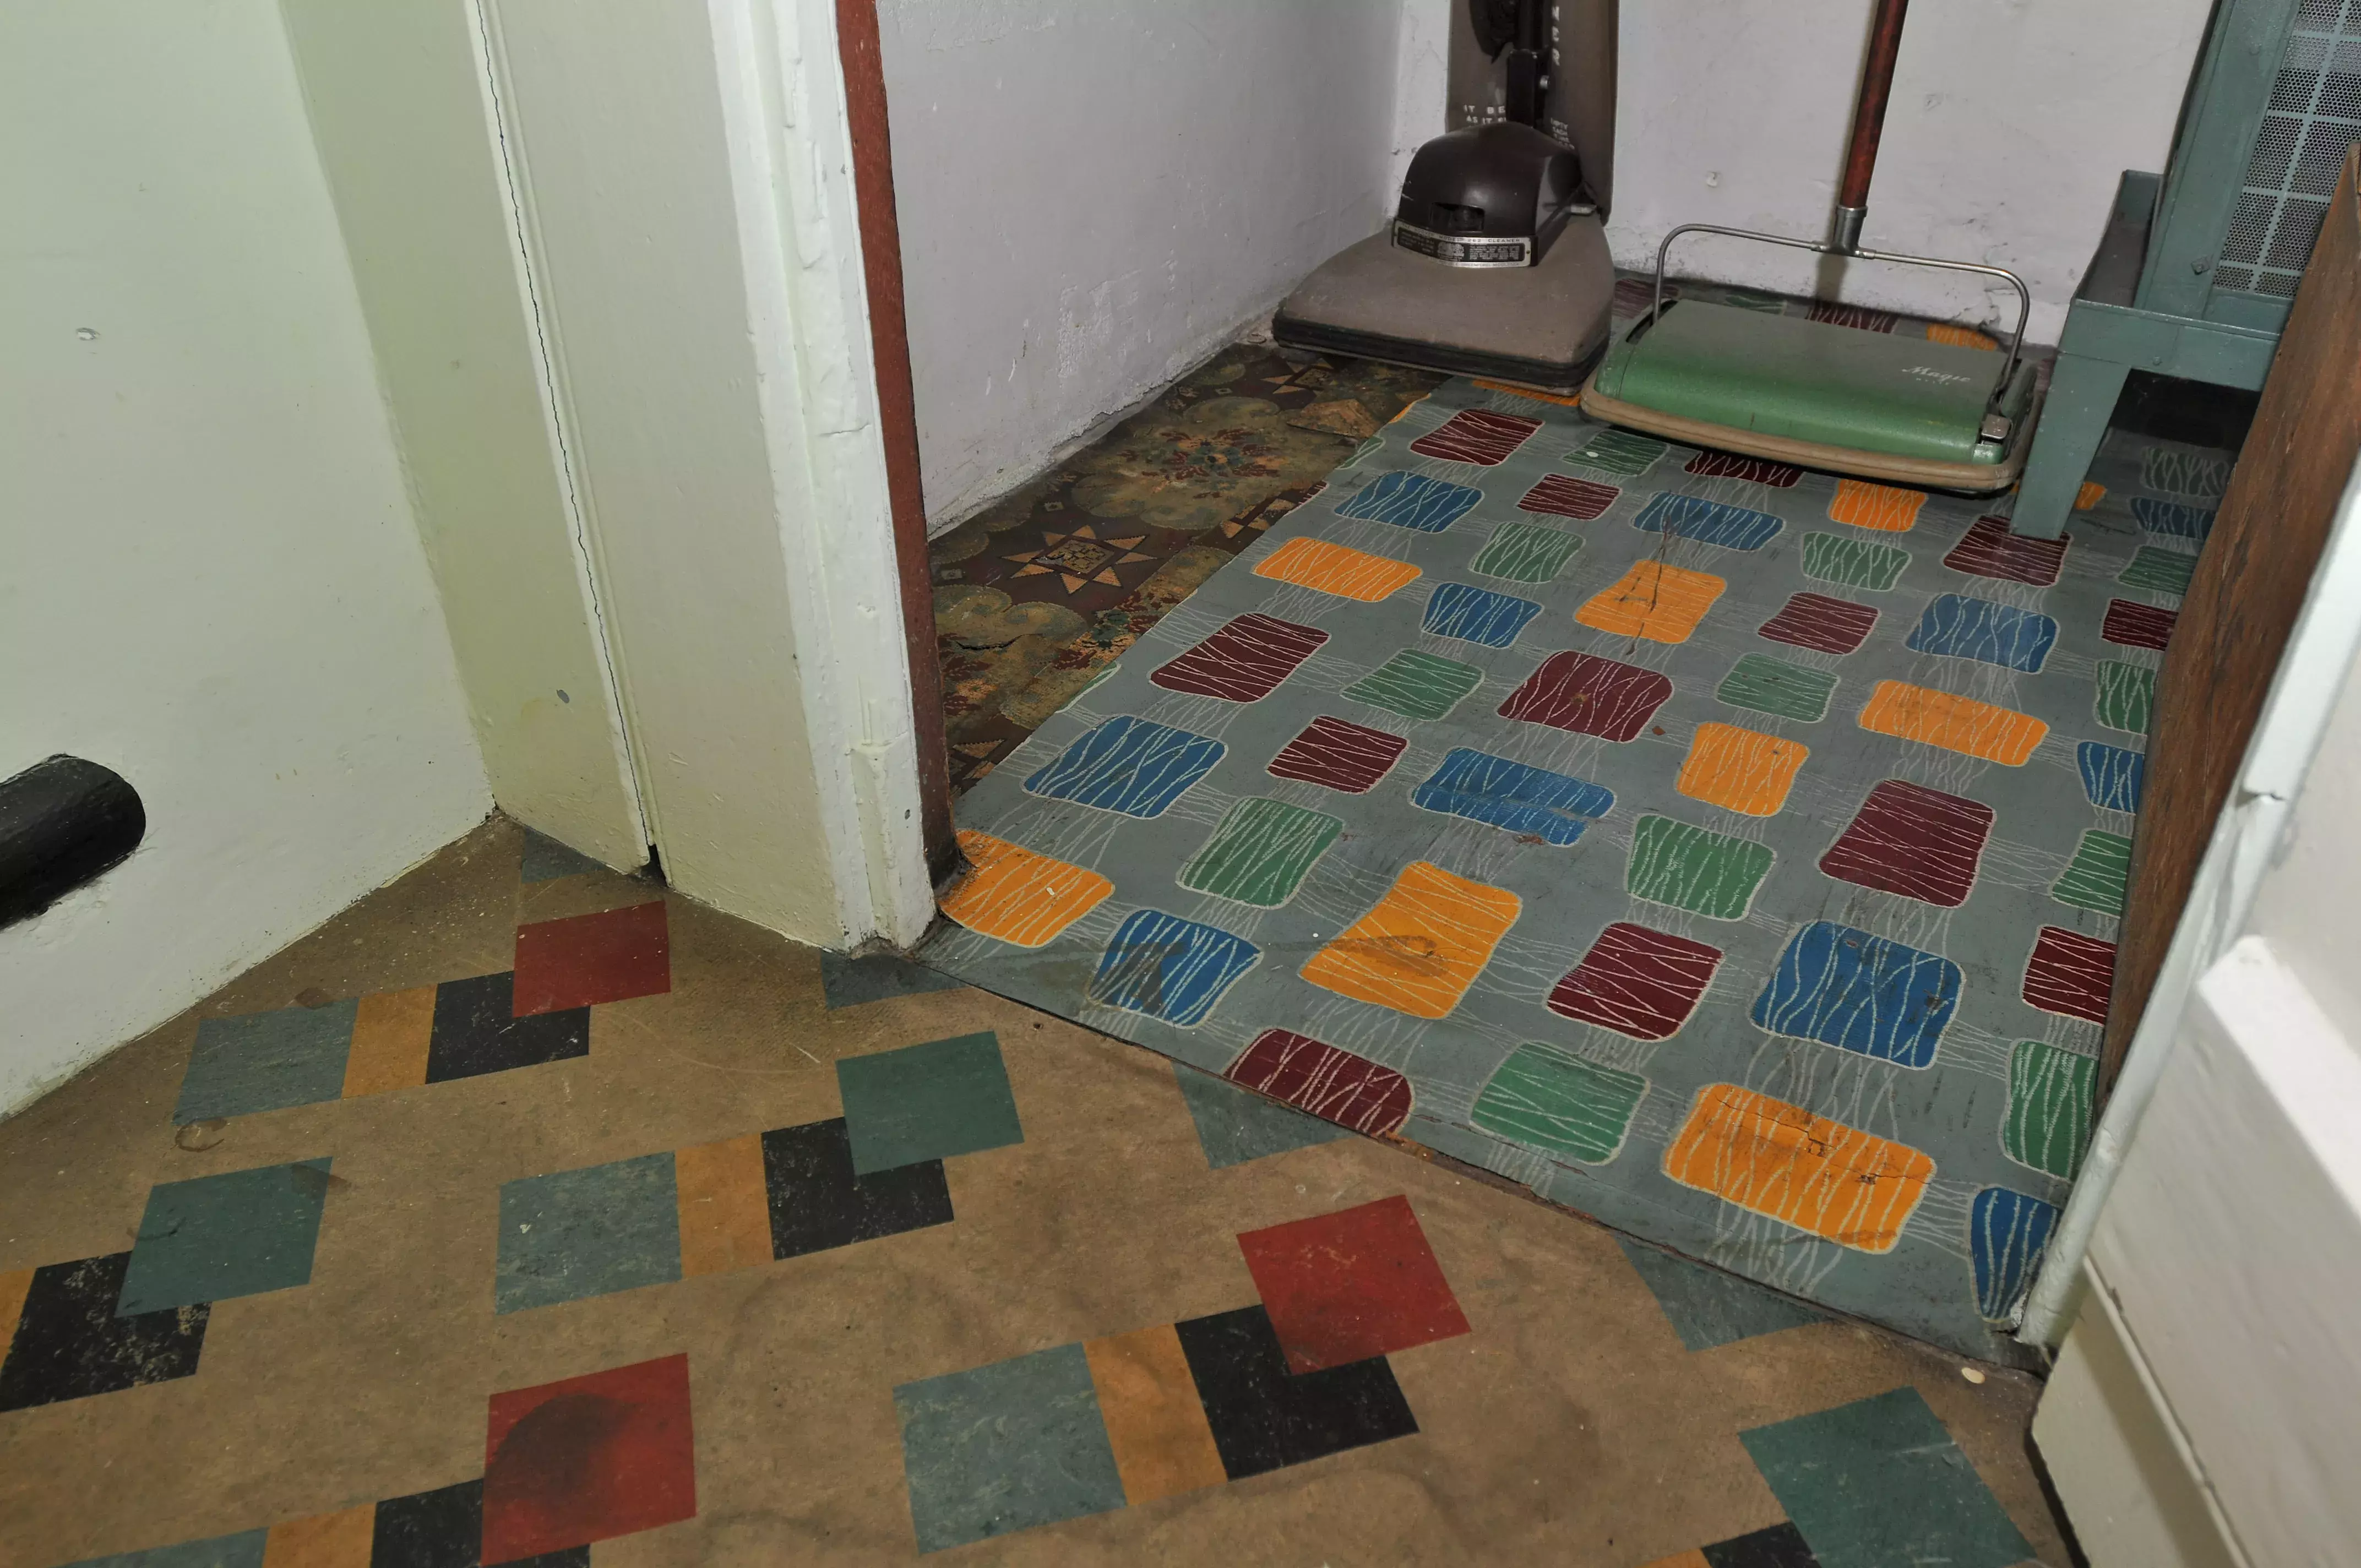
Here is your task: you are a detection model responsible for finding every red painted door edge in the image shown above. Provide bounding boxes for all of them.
[832,0,958,886]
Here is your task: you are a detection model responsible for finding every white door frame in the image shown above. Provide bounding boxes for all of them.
[472,0,935,950]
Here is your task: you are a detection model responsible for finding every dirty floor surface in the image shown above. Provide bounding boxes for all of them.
[929,344,1445,793]
[0,820,2066,1565]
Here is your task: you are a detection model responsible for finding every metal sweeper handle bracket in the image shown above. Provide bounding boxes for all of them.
[1643,0,2033,438]
[1644,226,2032,429]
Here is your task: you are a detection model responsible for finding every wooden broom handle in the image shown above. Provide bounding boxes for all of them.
[1840,0,1911,211]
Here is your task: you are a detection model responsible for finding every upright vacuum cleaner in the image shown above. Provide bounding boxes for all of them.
[1273,0,1618,393]
[1582,0,2042,492]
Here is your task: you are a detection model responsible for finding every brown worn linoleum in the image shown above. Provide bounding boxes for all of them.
[0,819,2065,1566]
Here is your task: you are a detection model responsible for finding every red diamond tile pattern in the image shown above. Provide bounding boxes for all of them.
[513,901,671,1018]
[482,1352,697,1562]
[1236,1195,1470,1373]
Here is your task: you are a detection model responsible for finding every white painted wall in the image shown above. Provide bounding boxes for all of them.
[1389,0,1453,218]
[877,0,1408,529]
[0,1,489,1112]
[1609,0,2217,342]
[278,0,649,871]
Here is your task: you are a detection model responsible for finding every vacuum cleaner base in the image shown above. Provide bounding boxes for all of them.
[1274,215,1615,394]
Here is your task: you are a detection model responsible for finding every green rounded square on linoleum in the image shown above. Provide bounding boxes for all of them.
[1472,1043,1645,1164]
[1626,816,1775,921]
[1718,653,1838,723]
[117,1158,335,1315]
[1342,649,1484,722]
[175,1001,357,1125]
[494,1152,682,1314]
[840,1031,1023,1176]
[893,1342,1126,1552]
[1177,797,1344,907]
[2050,829,2134,916]
[1740,1386,2031,1568]
[1801,531,1910,592]
[2095,660,2156,734]
[1470,521,1585,584]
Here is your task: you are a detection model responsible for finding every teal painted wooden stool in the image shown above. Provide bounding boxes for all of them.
[2011,0,2349,538]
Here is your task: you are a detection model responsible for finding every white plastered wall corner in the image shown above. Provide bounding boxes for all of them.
[0,0,491,1114]
[875,0,1411,531]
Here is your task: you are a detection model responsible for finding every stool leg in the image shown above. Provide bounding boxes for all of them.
[2009,353,2130,540]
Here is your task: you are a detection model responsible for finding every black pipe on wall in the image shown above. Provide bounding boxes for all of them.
[0,756,145,929]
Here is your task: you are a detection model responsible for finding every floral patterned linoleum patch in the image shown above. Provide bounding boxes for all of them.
[932,344,1445,791]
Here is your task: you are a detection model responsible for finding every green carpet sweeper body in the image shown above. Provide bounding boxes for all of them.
[1584,0,2042,493]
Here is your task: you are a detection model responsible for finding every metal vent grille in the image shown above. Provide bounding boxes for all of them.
[2218,0,2361,297]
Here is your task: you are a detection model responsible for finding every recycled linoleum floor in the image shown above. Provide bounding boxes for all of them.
[923,292,2219,1366]
[0,820,2071,1566]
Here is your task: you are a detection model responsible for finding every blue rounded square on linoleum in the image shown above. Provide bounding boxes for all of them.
[2076,741,2146,812]
[1750,922,1960,1068]
[117,1158,335,1316]
[1420,583,1543,647]
[1088,910,1261,1027]
[1410,747,1614,845]
[1970,1186,2060,1322]
[1904,594,2058,673]
[1021,715,1226,818]
[494,1152,682,1314]
[1633,492,1785,551]
[1335,470,1483,532]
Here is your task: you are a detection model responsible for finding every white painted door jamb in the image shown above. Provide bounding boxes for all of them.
[703,0,935,948]
[2019,448,2361,1348]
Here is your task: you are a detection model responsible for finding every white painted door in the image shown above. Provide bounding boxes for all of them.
[2030,456,2361,1567]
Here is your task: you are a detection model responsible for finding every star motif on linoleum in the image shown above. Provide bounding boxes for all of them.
[1003,524,1155,594]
